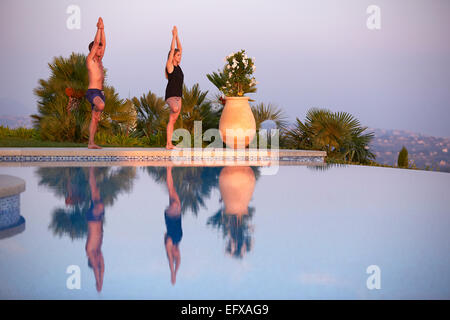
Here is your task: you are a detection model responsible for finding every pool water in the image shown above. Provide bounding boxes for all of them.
[0,164,449,299]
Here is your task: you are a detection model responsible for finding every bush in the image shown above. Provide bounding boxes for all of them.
[95,132,145,147]
[397,146,409,168]
[0,126,38,139]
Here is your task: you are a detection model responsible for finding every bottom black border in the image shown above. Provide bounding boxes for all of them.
[1,299,448,317]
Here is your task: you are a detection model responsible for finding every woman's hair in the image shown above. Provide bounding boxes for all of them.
[165,48,180,79]
[168,48,180,59]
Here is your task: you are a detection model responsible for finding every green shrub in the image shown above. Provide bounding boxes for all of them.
[397,146,409,168]
[0,126,38,139]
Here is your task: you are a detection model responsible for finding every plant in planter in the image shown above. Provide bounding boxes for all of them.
[207,50,257,148]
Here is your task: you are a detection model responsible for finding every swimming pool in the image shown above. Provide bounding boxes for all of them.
[0,164,449,299]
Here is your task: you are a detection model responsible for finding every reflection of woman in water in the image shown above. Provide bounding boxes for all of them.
[164,165,182,285]
[85,167,105,292]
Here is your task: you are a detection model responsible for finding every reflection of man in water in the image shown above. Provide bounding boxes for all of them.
[164,165,182,285]
[85,167,105,292]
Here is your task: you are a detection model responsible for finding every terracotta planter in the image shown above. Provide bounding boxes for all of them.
[219,166,255,216]
[219,97,256,149]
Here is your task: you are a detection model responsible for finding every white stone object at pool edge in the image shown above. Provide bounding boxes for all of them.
[0,175,26,236]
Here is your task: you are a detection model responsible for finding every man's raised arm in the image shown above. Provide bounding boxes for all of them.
[100,21,106,58]
[87,18,103,60]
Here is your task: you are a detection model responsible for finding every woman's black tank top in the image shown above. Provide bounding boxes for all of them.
[165,65,184,101]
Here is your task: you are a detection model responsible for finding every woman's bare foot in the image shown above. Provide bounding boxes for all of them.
[166,144,180,150]
[88,144,102,149]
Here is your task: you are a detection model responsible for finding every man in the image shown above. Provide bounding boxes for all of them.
[85,166,105,292]
[85,17,106,149]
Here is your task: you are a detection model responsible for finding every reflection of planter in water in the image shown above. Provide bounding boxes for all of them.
[219,166,255,216]
[219,97,256,149]
[0,175,26,239]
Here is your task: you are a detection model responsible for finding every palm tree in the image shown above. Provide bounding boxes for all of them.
[284,108,375,163]
[131,90,169,145]
[339,125,376,163]
[180,84,221,137]
[251,102,288,131]
[281,117,309,150]
[32,53,135,142]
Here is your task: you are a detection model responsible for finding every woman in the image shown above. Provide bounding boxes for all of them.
[165,26,184,150]
[164,165,182,285]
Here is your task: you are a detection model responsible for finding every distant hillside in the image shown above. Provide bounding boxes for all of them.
[0,115,33,129]
[367,127,450,173]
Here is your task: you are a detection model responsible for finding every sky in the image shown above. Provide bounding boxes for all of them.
[0,0,449,137]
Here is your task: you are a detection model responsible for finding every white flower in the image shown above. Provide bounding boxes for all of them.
[227,65,231,69]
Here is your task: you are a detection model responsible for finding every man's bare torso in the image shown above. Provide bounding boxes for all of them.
[87,57,104,90]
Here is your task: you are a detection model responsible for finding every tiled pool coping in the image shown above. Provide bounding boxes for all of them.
[0,148,327,166]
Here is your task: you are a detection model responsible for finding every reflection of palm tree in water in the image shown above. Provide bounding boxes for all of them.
[164,165,182,285]
[145,166,221,216]
[85,167,105,292]
[37,166,136,239]
[36,166,136,291]
[207,207,255,258]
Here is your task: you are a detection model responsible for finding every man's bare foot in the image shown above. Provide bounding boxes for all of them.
[88,144,102,149]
